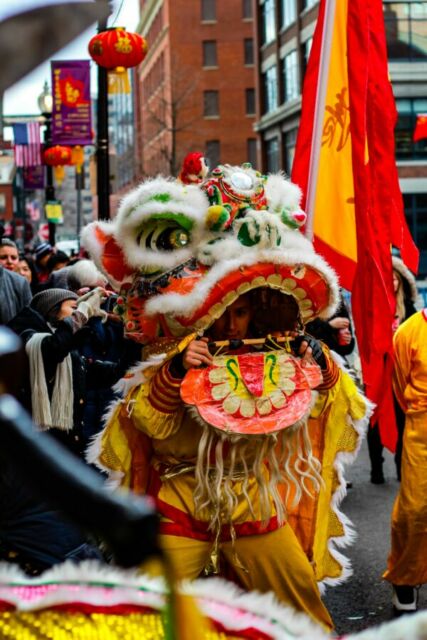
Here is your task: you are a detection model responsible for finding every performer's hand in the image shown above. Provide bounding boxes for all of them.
[292,335,326,369]
[329,316,350,330]
[182,338,213,370]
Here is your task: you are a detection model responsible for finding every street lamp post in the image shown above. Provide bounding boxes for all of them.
[96,18,110,221]
[38,81,56,246]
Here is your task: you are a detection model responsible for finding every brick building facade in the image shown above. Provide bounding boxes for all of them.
[137,0,258,177]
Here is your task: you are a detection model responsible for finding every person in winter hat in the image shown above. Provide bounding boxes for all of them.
[8,287,126,457]
[33,242,54,285]
[64,261,141,450]
[0,263,32,324]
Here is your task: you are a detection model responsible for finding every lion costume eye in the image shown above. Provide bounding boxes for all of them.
[137,221,191,252]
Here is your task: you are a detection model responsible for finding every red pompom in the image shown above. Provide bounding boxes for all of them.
[179,152,208,184]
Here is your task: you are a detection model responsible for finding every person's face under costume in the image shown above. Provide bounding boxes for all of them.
[209,296,253,341]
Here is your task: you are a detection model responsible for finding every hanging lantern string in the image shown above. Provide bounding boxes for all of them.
[110,0,125,26]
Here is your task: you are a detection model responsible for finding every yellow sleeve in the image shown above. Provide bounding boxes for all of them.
[311,348,342,418]
[131,362,185,440]
[316,348,340,391]
[392,323,412,412]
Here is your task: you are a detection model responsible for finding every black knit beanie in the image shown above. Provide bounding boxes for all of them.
[30,288,78,319]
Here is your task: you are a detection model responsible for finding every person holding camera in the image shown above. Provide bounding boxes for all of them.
[8,287,130,457]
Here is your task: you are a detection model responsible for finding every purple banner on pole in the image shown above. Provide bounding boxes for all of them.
[51,60,92,146]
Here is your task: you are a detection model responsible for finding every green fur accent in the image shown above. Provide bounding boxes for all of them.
[149,193,171,203]
[209,213,229,232]
[207,184,223,206]
[149,213,194,231]
[238,219,282,247]
[281,208,299,230]
[238,221,260,246]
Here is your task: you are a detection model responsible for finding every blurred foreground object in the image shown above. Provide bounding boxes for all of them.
[0,326,159,568]
[0,1,110,93]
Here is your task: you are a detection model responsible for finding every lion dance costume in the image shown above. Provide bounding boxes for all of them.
[80,164,371,630]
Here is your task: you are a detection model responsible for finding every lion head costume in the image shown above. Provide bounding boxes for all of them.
[83,164,340,527]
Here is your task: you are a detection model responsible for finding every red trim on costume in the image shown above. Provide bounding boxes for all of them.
[160,521,211,541]
[157,498,281,541]
[232,517,281,537]
[149,362,182,413]
[422,309,427,322]
[316,355,339,391]
[160,363,182,387]
[148,466,281,541]
[211,619,273,640]
[51,603,155,615]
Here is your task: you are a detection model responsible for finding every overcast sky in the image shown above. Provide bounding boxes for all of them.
[2,0,140,118]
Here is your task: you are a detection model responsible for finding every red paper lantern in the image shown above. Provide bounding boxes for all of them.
[43,145,72,166]
[88,27,148,71]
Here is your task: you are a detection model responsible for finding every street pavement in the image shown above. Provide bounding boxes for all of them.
[323,438,426,635]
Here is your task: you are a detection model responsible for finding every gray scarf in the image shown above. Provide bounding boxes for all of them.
[25,332,74,431]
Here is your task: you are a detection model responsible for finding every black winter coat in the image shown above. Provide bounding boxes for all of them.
[306,297,355,358]
[8,307,125,457]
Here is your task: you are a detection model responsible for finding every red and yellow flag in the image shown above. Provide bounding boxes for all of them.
[292,0,419,450]
[292,0,357,290]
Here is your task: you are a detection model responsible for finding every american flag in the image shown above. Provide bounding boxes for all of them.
[13,122,42,167]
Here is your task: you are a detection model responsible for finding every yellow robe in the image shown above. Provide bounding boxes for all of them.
[383,309,427,586]
[94,343,345,629]
[93,340,368,590]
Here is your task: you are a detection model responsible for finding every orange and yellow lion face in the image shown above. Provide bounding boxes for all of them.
[82,164,339,345]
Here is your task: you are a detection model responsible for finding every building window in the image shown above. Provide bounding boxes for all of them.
[263,65,278,113]
[384,2,427,60]
[204,90,219,117]
[244,38,254,65]
[281,0,296,28]
[403,193,427,277]
[265,137,280,172]
[261,0,276,45]
[284,128,298,173]
[201,0,216,21]
[203,40,217,66]
[243,0,253,19]
[206,140,220,169]
[301,37,313,80]
[283,50,299,102]
[395,98,427,159]
[247,138,258,168]
[246,88,256,115]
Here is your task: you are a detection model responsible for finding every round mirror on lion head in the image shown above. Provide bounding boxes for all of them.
[230,171,254,191]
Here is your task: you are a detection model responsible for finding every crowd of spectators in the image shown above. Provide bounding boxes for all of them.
[0,236,140,574]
